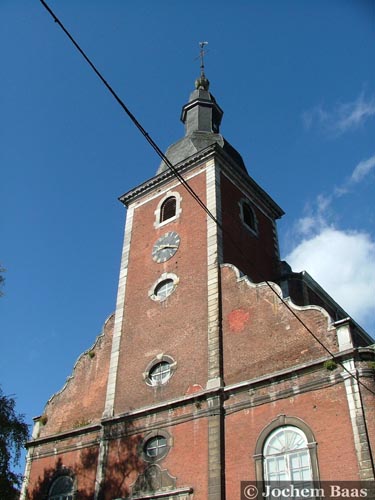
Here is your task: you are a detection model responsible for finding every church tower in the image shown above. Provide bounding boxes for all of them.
[22,67,375,500]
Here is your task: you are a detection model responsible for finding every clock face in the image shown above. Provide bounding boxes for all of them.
[152,232,180,263]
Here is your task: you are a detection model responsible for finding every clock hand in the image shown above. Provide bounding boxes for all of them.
[158,244,179,249]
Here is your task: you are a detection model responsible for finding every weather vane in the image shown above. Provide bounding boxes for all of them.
[199,41,208,77]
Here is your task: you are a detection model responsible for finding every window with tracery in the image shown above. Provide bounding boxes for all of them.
[49,476,74,500]
[263,426,313,487]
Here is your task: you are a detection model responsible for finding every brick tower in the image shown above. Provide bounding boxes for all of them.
[22,70,375,500]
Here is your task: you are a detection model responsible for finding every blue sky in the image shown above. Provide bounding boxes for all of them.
[1,0,374,473]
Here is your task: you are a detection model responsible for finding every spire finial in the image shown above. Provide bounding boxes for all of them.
[195,41,210,90]
[199,41,208,77]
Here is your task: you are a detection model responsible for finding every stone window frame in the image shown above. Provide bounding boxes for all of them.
[143,354,177,387]
[254,415,320,491]
[239,198,258,236]
[48,471,76,500]
[148,273,179,303]
[154,191,182,229]
[141,429,173,463]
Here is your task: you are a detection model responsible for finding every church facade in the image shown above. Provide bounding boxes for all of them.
[22,72,375,500]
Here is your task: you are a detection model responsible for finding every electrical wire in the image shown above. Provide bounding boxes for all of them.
[39,0,375,399]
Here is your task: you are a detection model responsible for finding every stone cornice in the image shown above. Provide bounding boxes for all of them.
[25,423,101,449]
[118,144,284,220]
[26,346,373,449]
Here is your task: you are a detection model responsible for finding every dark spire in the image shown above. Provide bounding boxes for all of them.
[156,44,247,175]
[180,42,223,136]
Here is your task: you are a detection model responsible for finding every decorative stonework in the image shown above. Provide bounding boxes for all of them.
[103,206,135,417]
[206,159,223,387]
[130,465,176,496]
[153,191,182,228]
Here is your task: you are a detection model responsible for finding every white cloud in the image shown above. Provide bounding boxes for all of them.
[350,154,375,183]
[286,228,375,331]
[303,92,375,136]
[285,153,375,334]
[294,154,375,238]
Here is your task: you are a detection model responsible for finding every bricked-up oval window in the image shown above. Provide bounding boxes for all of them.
[155,279,174,300]
[160,196,176,223]
[149,361,171,385]
[49,476,73,500]
[145,436,167,458]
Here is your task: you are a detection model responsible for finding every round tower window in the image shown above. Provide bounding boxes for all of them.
[155,279,174,299]
[144,435,167,458]
[149,273,179,302]
[149,361,171,385]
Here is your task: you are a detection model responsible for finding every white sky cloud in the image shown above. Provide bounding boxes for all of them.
[285,153,375,334]
[303,92,375,136]
[286,228,375,332]
[350,154,375,183]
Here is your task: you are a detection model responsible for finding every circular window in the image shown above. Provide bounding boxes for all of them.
[144,355,176,387]
[144,435,167,458]
[49,475,73,500]
[155,279,174,299]
[149,273,179,302]
[149,361,171,385]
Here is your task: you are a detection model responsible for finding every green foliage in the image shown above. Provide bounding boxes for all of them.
[0,386,29,499]
[324,359,338,371]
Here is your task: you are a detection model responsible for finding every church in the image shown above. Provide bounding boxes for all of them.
[21,65,375,500]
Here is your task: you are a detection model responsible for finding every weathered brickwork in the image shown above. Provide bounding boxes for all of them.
[26,445,99,499]
[221,264,339,386]
[22,81,374,500]
[37,314,114,437]
[220,173,280,282]
[114,165,210,414]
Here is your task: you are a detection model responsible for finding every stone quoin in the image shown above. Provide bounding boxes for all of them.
[21,68,375,500]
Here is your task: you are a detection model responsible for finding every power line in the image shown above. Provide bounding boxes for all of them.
[39,0,375,399]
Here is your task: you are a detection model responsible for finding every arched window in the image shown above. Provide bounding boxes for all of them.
[160,197,176,223]
[154,191,182,228]
[254,416,319,493]
[49,476,74,500]
[263,426,312,486]
[239,199,258,234]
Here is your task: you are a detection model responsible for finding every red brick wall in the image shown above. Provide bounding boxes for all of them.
[220,173,279,282]
[26,445,98,499]
[221,265,338,386]
[114,167,210,413]
[225,383,360,498]
[103,415,208,499]
[38,315,114,437]
[360,371,375,462]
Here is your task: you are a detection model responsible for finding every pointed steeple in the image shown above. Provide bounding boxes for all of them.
[156,45,247,175]
[180,42,223,135]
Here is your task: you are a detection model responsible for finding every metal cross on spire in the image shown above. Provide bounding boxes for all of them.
[195,41,210,90]
[199,41,208,77]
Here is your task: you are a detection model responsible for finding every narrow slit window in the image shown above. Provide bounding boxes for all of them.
[243,202,256,231]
